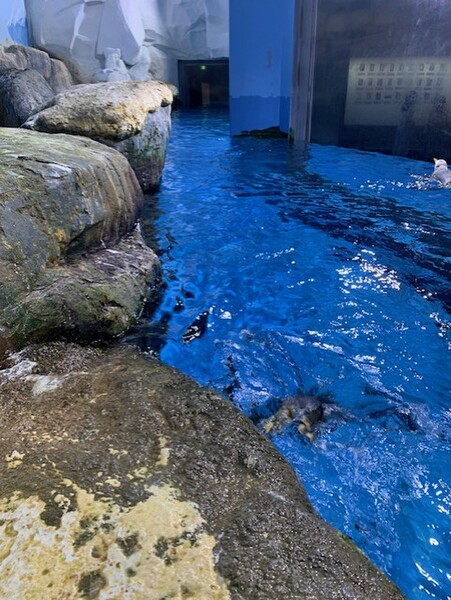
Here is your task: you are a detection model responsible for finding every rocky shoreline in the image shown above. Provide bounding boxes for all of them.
[0,44,405,599]
[0,342,403,599]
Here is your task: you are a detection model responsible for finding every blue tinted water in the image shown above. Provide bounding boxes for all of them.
[129,110,451,599]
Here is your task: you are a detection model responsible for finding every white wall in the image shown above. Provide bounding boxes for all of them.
[24,0,228,84]
[142,0,229,84]
[0,0,28,46]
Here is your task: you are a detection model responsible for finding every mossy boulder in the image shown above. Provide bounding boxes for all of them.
[0,342,405,599]
[24,80,173,191]
[0,127,160,355]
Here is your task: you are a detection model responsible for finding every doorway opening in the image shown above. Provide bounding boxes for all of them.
[178,60,229,107]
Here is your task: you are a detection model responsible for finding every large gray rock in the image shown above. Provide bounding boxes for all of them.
[0,43,73,92]
[0,44,73,126]
[0,68,54,126]
[3,227,160,348]
[0,127,160,356]
[113,104,172,192]
[0,342,405,600]
[24,80,172,139]
[0,43,52,77]
[24,80,173,191]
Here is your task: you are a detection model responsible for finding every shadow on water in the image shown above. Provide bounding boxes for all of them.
[125,109,451,600]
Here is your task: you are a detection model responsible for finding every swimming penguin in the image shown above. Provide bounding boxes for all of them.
[182,310,209,343]
[261,394,324,441]
[432,158,451,187]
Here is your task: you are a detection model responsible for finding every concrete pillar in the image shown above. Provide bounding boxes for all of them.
[229,0,295,135]
[289,0,318,143]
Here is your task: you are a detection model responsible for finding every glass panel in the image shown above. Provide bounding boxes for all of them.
[312,0,451,159]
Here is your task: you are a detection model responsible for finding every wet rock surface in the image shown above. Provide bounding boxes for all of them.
[3,227,160,348]
[0,342,405,599]
[0,127,159,354]
[24,80,173,191]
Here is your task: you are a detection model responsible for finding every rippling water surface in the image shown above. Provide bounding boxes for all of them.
[128,109,451,599]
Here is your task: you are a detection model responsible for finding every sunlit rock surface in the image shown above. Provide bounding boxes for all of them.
[0,485,228,599]
[24,0,229,84]
[0,128,159,355]
[0,342,404,599]
[24,80,172,139]
[24,80,173,191]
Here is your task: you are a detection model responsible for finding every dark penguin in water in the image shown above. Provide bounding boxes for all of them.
[432,158,451,187]
[259,394,325,442]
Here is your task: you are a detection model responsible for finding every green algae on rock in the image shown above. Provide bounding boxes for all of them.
[0,128,160,355]
[2,227,160,344]
[0,342,405,600]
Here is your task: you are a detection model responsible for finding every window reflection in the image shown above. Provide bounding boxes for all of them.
[312,0,451,159]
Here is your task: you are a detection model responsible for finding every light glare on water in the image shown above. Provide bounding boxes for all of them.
[127,110,451,600]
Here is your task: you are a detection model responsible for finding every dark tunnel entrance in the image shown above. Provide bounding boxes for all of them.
[178,60,229,107]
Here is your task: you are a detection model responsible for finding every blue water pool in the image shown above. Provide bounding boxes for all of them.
[128,109,451,599]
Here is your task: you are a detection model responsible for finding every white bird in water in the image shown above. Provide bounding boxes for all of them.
[432,158,451,187]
